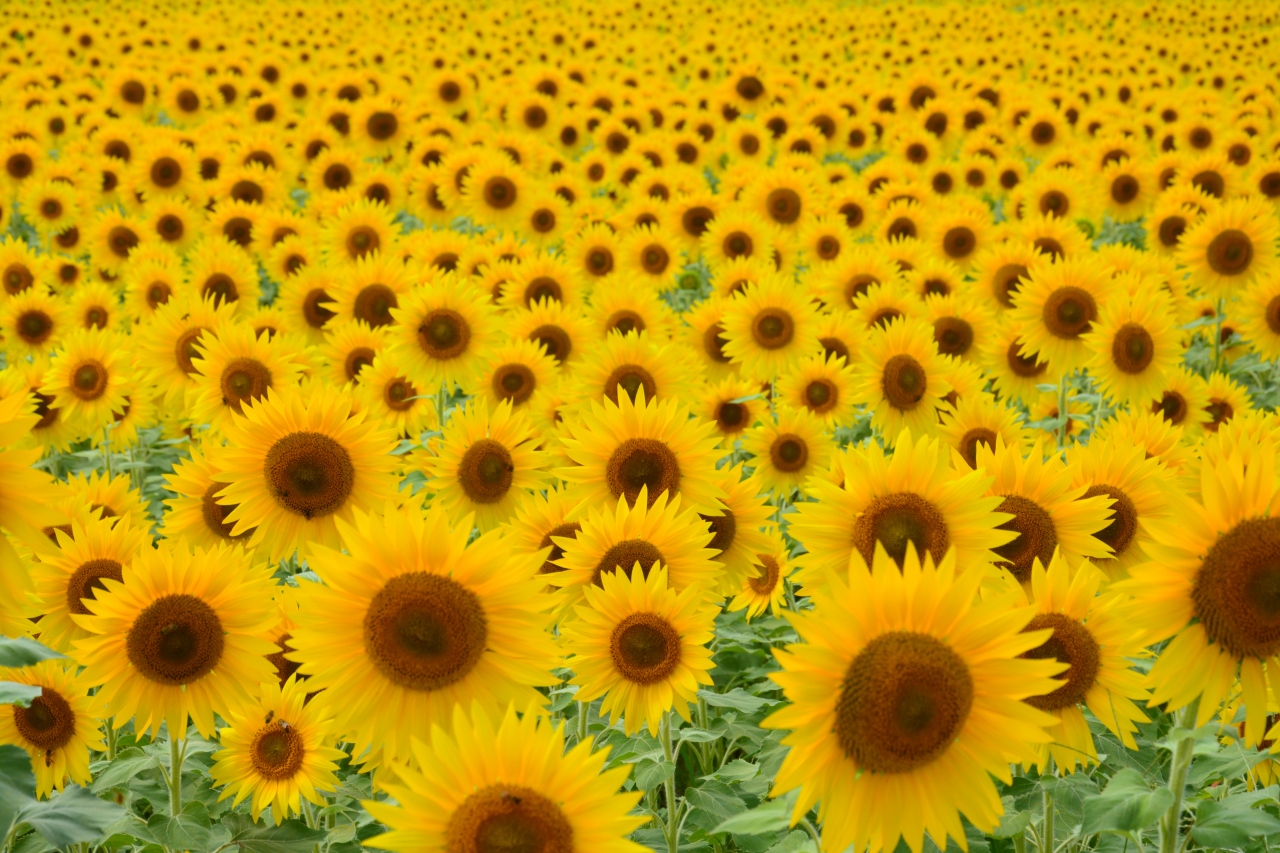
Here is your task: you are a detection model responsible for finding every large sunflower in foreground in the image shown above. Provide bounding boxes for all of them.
[364,703,647,853]
[287,503,558,763]
[850,317,952,440]
[557,388,725,515]
[561,565,718,735]
[1015,552,1150,773]
[789,428,1012,585]
[28,513,148,653]
[212,386,400,560]
[419,400,551,532]
[211,675,346,825]
[1123,440,1280,737]
[765,544,1063,853]
[72,541,279,739]
[0,660,104,798]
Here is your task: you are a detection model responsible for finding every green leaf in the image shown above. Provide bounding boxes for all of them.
[684,780,743,822]
[677,727,720,745]
[698,688,775,714]
[991,807,1030,839]
[18,786,125,846]
[1192,794,1280,849]
[0,637,64,668]
[0,682,40,707]
[712,793,795,835]
[1188,745,1274,787]
[91,747,162,793]
[632,758,674,792]
[1080,768,1174,835]
[712,759,759,783]
[147,802,214,852]
[0,744,39,843]
[222,814,328,853]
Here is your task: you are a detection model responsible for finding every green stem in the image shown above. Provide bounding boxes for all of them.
[577,700,589,746]
[105,717,117,760]
[1042,755,1055,853]
[1055,373,1069,451]
[436,380,449,429]
[168,734,185,816]
[1159,698,1201,853]
[799,818,821,851]
[661,712,681,853]
[1013,830,1026,853]
[1211,298,1225,375]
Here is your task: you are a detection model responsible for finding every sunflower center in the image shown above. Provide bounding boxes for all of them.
[538,522,581,575]
[448,785,573,853]
[524,277,562,305]
[593,539,664,585]
[820,337,850,363]
[343,347,376,383]
[1153,390,1188,425]
[992,495,1057,583]
[126,594,225,686]
[150,157,182,188]
[354,284,398,327]
[1206,229,1254,276]
[3,263,32,295]
[71,361,108,400]
[346,226,381,260]
[992,264,1029,308]
[364,572,487,691]
[458,439,514,505]
[1082,484,1138,559]
[834,631,974,774]
[146,282,172,308]
[65,557,123,616]
[529,325,571,364]
[265,432,356,520]
[384,378,417,412]
[300,289,335,328]
[817,236,840,260]
[958,428,999,469]
[367,111,398,141]
[492,364,536,405]
[12,689,75,752]
[640,244,669,274]
[1019,612,1100,710]
[1111,322,1154,373]
[107,226,139,259]
[749,308,794,351]
[804,379,836,412]
[700,509,737,554]
[769,434,809,473]
[267,633,302,685]
[18,311,52,344]
[1205,398,1233,432]
[933,317,973,356]
[606,310,646,336]
[484,177,517,210]
[715,401,747,432]
[1042,287,1097,339]
[1192,517,1280,659]
[1265,296,1280,336]
[747,554,782,595]
[585,248,614,277]
[1006,341,1046,378]
[765,188,801,224]
[605,438,680,507]
[602,365,657,405]
[610,612,682,684]
[724,232,753,258]
[844,274,879,307]
[220,358,272,414]
[942,226,975,259]
[200,482,252,542]
[418,310,471,360]
[881,354,927,410]
[852,492,950,569]
[702,323,732,363]
[1157,215,1187,249]
[1111,175,1139,203]
[250,722,305,780]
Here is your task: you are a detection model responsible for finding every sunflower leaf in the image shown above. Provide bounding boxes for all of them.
[17,785,125,846]
[1079,768,1172,835]
[0,682,40,708]
[90,747,161,793]
[0,637,65,668]
[222,814,327,853]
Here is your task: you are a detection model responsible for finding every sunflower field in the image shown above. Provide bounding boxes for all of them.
[7,1,1280,853]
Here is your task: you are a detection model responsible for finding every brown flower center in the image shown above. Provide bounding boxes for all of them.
[1019,612,1100,710]
[852,492,950,569]
[265,432,356,520]
[1206,229,1254,276]
[752,308,795,350]
[126,594,225,686]
[65,558,123,616]
[71,361,108,400]
[933,317,973,357]
[992,495,1057,583]
[1111,323,1154,374]
[458,439,514,505]
[250,721,305,780]
[447,785,572,853]
[610,612,682,684]
[13,689,76,751]
[418,309,471,360]
[538,522,581,575]
[602,365,656,405]
[769,434,808,473]
[220,358,272,414]
[201,482,253,542]
[882,354,927,410]
[593,539,664,585]
[958,428,999,469]
[1042,286,1097,339]
[364,572,487,691]
[354,284,398,328]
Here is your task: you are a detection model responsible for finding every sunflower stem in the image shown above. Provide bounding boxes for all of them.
[1211,298,1225,375]
[436,380,450,430]
[661,711,681,853]
[577,700,589,746]
[1041,755,1055,853]
[1159,698,1201,853]
[799,817,821,851]
[1055,373,1069,451]
[167,733,185,817]
[105,717,117,760]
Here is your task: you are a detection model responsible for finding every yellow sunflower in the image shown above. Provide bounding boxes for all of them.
[319,319,388,387]
[185,237,262,313]
[740,407,830,499]
[682,297,739,384]
[72,540,278,739]
[776,353,857,427]
[851,317,952,440]
[1204,370,1254,434]
[319,197,398,268]
[1146,366,1212,435]
[419,400,551,532]
[363,702,646,853]
[0,661,104,798]
[39,328,130,438]
[702,464,777,595]
[569,330,702,409]
[719,275,821,382]
[1239,274,1280,361]
[135,296,237,408]
[211,675,346,825]
[212,385,400,560]
[764,544,1062,853]
[161,447,258,552]
[727,541,794,621]
[562,565,717,736]
[1081,288,1180,407]
[475,337,559,413]
[64,469,151,532]
[389,271,497,395]
[701,376,763,448]
[938,393,1032,469]
[3,289,68,361]
[1009,254,1108,374]
[287,502,557,763]
[188,322,304,435]
[503,485,583,593]
[1177,196,1280,299]
[355,355,438,439]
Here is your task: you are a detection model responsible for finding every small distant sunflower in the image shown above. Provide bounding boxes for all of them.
[0,661,104,798]
[332,251,412,330]
[938,393,1033,469]
[1146,367,1211,435]
[363,703,646,853]
[211,675,345,825]
[1238,274,1280,360]
[420,400,550,532]
[563,222,623,283]
[925,202,993,270]
[72,541,278,739]
[1010,255,1108,374]
[926,294,992,363]
[18,178,78,237]
[584,283,678,343]
[389,272,498,395]
[4,289,68,360]
[744,171,815,230]
[981,318,1060,405]
[68,281,121,332]
[619,223,682,291]
[162,447,258,551]
[970,438,1115,585]
[319,319,387,387]
[702,375,763,448]
[764,545,1062,853]
[1014,214,1091,262]
[741,407,829,498]
[188,323,303,435]
[1204,371,1254,434]
[701,210,773,268]
[40,328,130,436]
[720,276,821,383]
[776,354,856,427]
[562,566,717,735]
[728,543,794,621]
[65,469,151,531]
[1065,438,1172,579]
[503,485,582,593]
[500,252,583,312]
[852,282,925,332]
[288,502,557,762]
[851,317,952,440]
[570,331,701,409]
[356,355,437,439]
[476,337,559,413]
[87,210,143,274]
[212,386,400,560]
[319,198,398,267]
[460,151,527,232]
[1177,196,1280,298]
[682,297,738,383]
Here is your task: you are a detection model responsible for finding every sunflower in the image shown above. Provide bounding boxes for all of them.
[319,319,387,387]
[1100,158,1153,222]
[363,702,646,853]
[72,540,278,739]
[701,209,774,268]
[1146,366,1211,435]
[183,321,303,435]
[18,178,79,237]
[161,447,258,552]
[776,353,856,427]
[570,330,702,409]
[319,198,398,268]
[1014,552,1150,772]
[211,675,345,825]
[460,150,528,232]
[971,242,1040,312]
[1238,273,1280,361]
[354,355,437,439]
[925,202,993,270]
[851,317,952,440]
[727,541,793,621]
[719,276,821,383]
[619,223,682,291]
[122,247,186,323]
[557,388,725,515]
[1009,254,1110,375]
[0,236,50,297]
[500,252,583,312]
[764,544,1062,853]
[702,375,763,447]
[474,337,559,414]
[1148,184,1216,257]
[503,485,583,593]
[4,289,68,361]
[0,661,104,798]
[38,328,130,437]
[87,210,143,274]
[64,469,151,532]
[563,222,623,284]
[389,271,497,395]
[185,237,262,313]
[926,293,992,364]
[287,502,557,762]
[212,385,400,560]
[69,281,121,332]
[28,512,148,653]
[852,282,925,333]
[682,297,738,384]
[980,317,1060,406]
[740,407,829,498]
[1204,371,1254,434]
[330,251,412,331]
[968,437,1115,585]
[420,400,550,532]
[938,393,1033,469]
[1177,196,1280,299]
